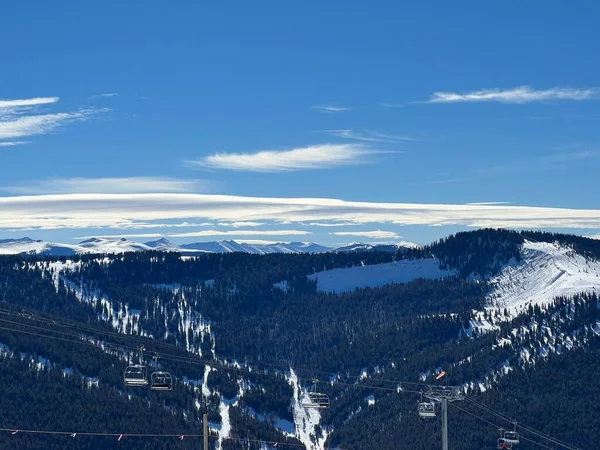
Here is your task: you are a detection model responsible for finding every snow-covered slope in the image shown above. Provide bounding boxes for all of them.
[0,236,428,257]
[78,237,152,253]
[486,240,600,315]
[180,240,330,254]
[331,241,422,252]
[0,237,331,256]
[144,237,180,251]
[0,238,81,255]
[308,258,456,293]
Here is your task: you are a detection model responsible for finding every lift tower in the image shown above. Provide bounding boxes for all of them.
[424,385,464,450]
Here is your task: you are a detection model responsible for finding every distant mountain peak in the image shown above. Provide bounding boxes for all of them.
[144,237,178,249]
[0,237,37,244]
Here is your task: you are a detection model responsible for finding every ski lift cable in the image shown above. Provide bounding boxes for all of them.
[464,397,578,450]
[0,306,436,391]
[0,307,431,389]
[454,401,581,450]
[0,322,422,396]
[0,321,584,450]
[462,397,581,450]
[2,304,443,390]
[0,309,585,450]
[449,403,561,450]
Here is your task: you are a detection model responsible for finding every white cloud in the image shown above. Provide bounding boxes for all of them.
[0,96,106,144]
[217,221,264,228]
[466,202,513,206]
[187,144,382,172]
[110,221,214,229]
[425,86,599,104]
[322,129,416,143]
[75,229,312,239]
[3,193,600,231]
[308,221,360,227]
[0,141,30,147]
[0,97,59,109]
[539,150,600,163]
[4,177,211,194]
[312,105,351,113]
[0,109,104,140]
[331,230,400,239]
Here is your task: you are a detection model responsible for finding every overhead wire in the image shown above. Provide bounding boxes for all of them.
[0,317,424,397]
[0,427,344,449]
[449,402,558,450]
[0,317,584,449]
[462,396,581,450]
[0,295,585,449]
[0,306,431,390]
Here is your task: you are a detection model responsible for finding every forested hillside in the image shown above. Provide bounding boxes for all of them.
[0,228,597,449]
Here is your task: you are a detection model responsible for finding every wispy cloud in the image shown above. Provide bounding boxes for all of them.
[3,193,600,231]
[308,221,360,227]
[75,229,312,240]
[539,150,600,163]
[217,221,264,228]
[186,144,384,172]
[0,97,59,109]
[87,93,118,100]
[312,105,351,113]
[0,141,30,147]
[379,102,406,108]
[322,129,416,143]
[112,221,214,229]
[4,177,212,195]
[423,86,599,104]
[331,230,400,239]
[0,96,106,146]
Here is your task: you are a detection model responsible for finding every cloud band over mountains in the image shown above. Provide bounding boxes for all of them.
[2,193,600,231]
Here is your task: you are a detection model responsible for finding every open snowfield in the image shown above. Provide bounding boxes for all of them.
[308,258,456,293]
[487,240,600,314]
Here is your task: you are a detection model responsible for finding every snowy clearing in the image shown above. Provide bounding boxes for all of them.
[487,241,600,315]
[308,258,456,293]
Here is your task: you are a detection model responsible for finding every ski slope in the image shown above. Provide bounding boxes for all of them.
[308,258,456,293]
[487,240,600,315]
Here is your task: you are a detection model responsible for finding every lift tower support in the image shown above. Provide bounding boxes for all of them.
[424,385,464,450]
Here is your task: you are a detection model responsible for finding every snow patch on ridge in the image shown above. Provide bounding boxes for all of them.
[474,241,600,331]
[308,258,456,293]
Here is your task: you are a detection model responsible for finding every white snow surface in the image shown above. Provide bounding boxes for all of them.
[308,258,456,293]
[332,241,422,252]
[0,237,81,255]
[486,241,600,316]
[0,237,332,255]
[287,369,328,450]
[0,236,427,256]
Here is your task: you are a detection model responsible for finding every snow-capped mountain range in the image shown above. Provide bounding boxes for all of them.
[0,237,421,256]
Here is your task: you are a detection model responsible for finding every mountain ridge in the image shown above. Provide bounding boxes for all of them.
[0,228,598,449]
[0,236,419,256]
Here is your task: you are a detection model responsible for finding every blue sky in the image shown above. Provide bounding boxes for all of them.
[1,1,600,246]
